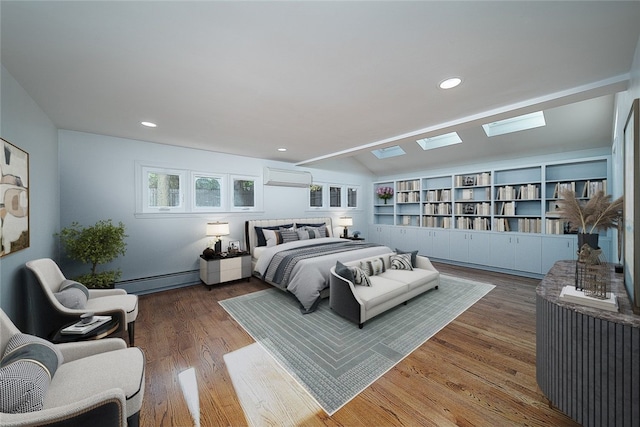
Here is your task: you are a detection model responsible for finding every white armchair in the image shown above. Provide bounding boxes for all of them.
[0,309,145,427]
[26,258,138,345]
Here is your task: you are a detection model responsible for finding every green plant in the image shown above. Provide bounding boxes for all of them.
[57,219,128,288]
[558,190,623,234]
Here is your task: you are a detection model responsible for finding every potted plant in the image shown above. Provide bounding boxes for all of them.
[57,219,128,288]
[557,189,623,250]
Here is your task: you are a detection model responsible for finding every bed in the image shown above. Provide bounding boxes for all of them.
[245,217,392,313]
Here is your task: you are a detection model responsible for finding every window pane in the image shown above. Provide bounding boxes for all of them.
[234,179,255,207]
[148,172,180,207]
[310,185,323,207]
[348,187,358,208]
[330,186,342,207]
[195,176,222,208]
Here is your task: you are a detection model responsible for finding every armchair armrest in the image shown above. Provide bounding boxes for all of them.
[329,268,363,326]
[1,389,127,427]
[88,289,127,298]
[56,338,127,362]
[415,255,437,271]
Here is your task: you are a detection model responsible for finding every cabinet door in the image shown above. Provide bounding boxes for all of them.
[467,233,491,266]
[389,227,418,251]
[514,235,542,274]
[416,229,433,257]
[449,230,469,263]
[431,229,450,259]
[489,234,515,270]
[541,236,575,274]
[368,224,391,247]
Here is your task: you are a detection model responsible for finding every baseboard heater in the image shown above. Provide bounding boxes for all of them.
[116,270,200,295]
[263,167,312,187]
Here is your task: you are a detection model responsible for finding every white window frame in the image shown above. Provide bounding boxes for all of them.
[309,183,325,209]
[140,165,187,213]
[192,172,227,212]
[347,186,359,209]
[308,182,360,211]
[230,174,263,212]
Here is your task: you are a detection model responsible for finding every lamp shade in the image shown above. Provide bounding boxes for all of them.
[206,222,229,237]
[337,216,353,227]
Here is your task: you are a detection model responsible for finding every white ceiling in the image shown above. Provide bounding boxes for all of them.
[2,1,639,176]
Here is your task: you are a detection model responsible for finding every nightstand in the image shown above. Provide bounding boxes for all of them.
[200,252,251,288]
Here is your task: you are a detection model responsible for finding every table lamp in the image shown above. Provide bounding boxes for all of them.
[207,222,230,253]
[337,216,353,238]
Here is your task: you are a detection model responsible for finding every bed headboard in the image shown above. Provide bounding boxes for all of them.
[245,217,334,254]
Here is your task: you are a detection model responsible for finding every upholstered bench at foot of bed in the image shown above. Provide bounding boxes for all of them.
[329,253,440,328]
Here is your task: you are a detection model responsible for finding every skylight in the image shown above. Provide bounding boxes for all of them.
[482,111,546,137]
[416,132,462,151]
[371,145,406,159]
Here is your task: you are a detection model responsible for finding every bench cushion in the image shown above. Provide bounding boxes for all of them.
[353,277,408,310]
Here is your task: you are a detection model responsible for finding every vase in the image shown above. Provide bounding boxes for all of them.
[384,198,387,205]
[577,233,599,250]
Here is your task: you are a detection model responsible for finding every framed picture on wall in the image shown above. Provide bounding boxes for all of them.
[623,98,639,314]
[1,138,30,257]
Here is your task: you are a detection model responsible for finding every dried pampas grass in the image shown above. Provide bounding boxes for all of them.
[558,189,623,234]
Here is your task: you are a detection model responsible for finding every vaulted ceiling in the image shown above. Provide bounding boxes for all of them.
[2,1,639,176]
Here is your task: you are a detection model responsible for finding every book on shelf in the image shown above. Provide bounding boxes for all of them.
[545,218,567,235]
[494,218,510,232]
[461,188,474,200]
[583,180,607,197]
[517,218,541,233]
[518,184,539,200]
[60,315,112,335]
[441,189,451,202]
[553,182,576,198]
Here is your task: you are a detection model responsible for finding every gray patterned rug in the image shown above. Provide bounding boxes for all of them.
[219,274,494,415]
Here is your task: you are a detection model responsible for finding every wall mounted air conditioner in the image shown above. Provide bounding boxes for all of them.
[263,167,312,187]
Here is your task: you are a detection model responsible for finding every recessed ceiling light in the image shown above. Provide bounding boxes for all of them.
[416,132,462,150]
[371,145,406,159]
[439,77,462,89]
[141,121,157,128]
[278,148,287,152]
[482,111,546,137]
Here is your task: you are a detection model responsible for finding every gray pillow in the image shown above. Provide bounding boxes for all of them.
[335,261,354,283]
[54,287,87,309]
[395,248,419,267]
[0,333,63,414]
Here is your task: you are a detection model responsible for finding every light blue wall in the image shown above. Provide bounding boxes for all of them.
[58,130,373,294]
[0,66,59,331]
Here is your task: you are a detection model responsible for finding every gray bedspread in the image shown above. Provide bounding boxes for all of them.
[254,237,392,312]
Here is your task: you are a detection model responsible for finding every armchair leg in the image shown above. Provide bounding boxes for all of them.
[128,321,135,346]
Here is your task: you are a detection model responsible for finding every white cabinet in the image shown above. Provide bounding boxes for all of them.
[489,234,542,274]
[368,224,391,247]
[200,254,251,286]
[449,230,490,265]
[416,228,451,260]
[541,236,575,274]
[389,226,418,251]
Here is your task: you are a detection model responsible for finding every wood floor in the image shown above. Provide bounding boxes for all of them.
[135,263,580,426]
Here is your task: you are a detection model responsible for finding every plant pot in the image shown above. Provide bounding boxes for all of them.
[577,233,599,250]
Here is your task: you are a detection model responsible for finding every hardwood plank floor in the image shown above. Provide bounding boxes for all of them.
[135,263,580,426]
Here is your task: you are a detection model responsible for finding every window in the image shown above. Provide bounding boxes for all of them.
[347,187,358,208]
[193,174,225,211]
[330,186,342,208]
[309,184,324,208]
[141,166,186,213]
[231,175,262,211]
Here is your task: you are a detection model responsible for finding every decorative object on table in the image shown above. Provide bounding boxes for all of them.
[206,221,229,253]
[1,138,29,258]
[336,216,353,238]
[557,189,623,250]
[228,240,240,254]
[57,219,127,288]
[574,243,608,297]
[376,186,394,204]
[352,230,361,238]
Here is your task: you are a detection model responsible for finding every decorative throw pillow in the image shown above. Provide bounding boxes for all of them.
[395,248,419,267]
[54,279,90,309]
[0,333,64,414]
[255,224,293,247]
[304,226,327,238]
[263,229,283,247]
[295,222,325,229]
[335,261,354,283]
[349,266,372,286]
[360,257,386,276]
[279,229,299,244]
[390,253,414,271]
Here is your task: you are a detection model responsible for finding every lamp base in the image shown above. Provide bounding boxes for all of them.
[343,228,348,238]
[214,239,222,253]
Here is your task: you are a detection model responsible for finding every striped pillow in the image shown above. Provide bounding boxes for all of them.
[349,266,372,286]
[279,229,299,244]
[390,253,413,271]
[0,334,64,414]
[360,257,386,276]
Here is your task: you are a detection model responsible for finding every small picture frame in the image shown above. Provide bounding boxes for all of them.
[228,240,241,253]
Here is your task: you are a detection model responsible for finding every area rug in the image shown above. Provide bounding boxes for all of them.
[219,274,494,415]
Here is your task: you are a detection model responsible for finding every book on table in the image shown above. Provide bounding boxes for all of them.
[61,315,112,335]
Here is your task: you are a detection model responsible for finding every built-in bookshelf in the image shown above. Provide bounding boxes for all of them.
[372,157,609,235]
[453,171,491,230]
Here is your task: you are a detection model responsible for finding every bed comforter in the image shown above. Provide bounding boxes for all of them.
[254,237,391,312]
